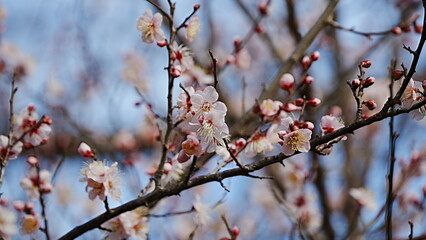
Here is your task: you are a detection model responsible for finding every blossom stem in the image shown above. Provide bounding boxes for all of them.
[37,165,51,240]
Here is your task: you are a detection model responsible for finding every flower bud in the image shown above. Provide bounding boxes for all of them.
[235,138,246,148]
[351,79,361,90]
[310,51,320,61]
[295,98,304,106]
[233,37,242,50]
[78,142,94,158]
[302,121,315,130]
[231,226,240,237]
[301,56,311,70]
[283,103,301,112]
[363,100,377,110]
[402,25,411,32]
[254,24,264,34]
[27,156,38,166]
[361,60,371,68]
[258,1,268,15]
[163,162,172,174]
[308,97,321,107]
[13,200,26,211]
[279,73,294,91]
[156,39,168,47]
[362,76,375,88]
[303,75,314,84]
[392,70,404,80]
[193,4,200,10]
[361,113,369,119]
[170,65,182,77]
[391,26,402,35]
[415,25,423,34]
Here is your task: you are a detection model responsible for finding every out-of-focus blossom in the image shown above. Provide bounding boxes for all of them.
[112,130,137,152]
[20,168,53,199]
[20,214,39,235]
[280,129,311,156]
[286,191,322,234]
[260,99,282,117]
[0,135,23,160]
[193,195,212,227]
[0,42,36,76]
[186,15,200,41]
[234,48,251,69]
[181,66,214,89]
[0,206,17,240]
[121,53,149,92]
[172,42,194,70]
[80,161,121,201]
[349,187,377,211]
[103,207,149,240]
[136,9,165,43]
[13,105,52,147]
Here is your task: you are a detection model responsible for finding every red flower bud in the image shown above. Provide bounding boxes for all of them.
[310,51,320,61]
[193,4,200,10]
[279,73,294,91]
[157,39,168,47]
[392,70,404,80]
[391,26,402,35]
[295,98,304,106]
[415,25,423,34]
[301,56,311,70]
[361,60,371,68]
[303,75,314,84]
[258,1,268,15]
[363,100,377,110]
[362,76,375,88]
[308,97,321,107]
[254,24,264,34]
[351,79,361,90]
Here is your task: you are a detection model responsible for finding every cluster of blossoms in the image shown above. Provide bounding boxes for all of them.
[12,201,41,235]
[20,165,53,199]
[176,86,229,156]
[14,104,52,147]
[102,207,149,240]
[0,204,17,240]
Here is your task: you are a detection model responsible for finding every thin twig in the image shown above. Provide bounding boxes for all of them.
[147,208,194,218]
[208,49,218,88]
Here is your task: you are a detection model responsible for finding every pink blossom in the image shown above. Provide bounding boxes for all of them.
[193,111,229,153]
[349,187,377,210]
[234,48,251,69]
[321,115,344,134]
[20,168,53,199]
[80,161,121,201]
[103,208,149,240]
[13,105,52,147]
[172,42,194,70]
[280,129,311,156]
[20,214,40,235]
[0,206,17,240]
[0,135,23,160]
[260,99,282,117]
[136,9,165,44]
[181,66,214,89]
[186,15,200,41]
[182,133,201,156]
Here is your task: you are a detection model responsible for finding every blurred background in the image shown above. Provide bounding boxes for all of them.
[1,0,426,239]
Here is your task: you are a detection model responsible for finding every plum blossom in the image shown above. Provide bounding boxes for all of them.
[193,195,212,227]
[103,207,149,240]
[349,187,377,210]
[13,104,52,147]
[286,191,322,234]
[321,115,345,134]
[172,42,194,70]
[181,66,214,89]
[244,125,280,157]
[280,129,311,156]
[0,135,23,160]
[136,9,165,43]
[20,214,40,235]
[192,111,229,153]
[234,48,251,69]
[260,99,282,117]
[0,206,17,240]
[400,78,426,120]
[186,15,200,41]
[20,168,53,199]
[181,133,202,156]
[191,86,227,118]
[80,161,121,201]
[78,142,94,158]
